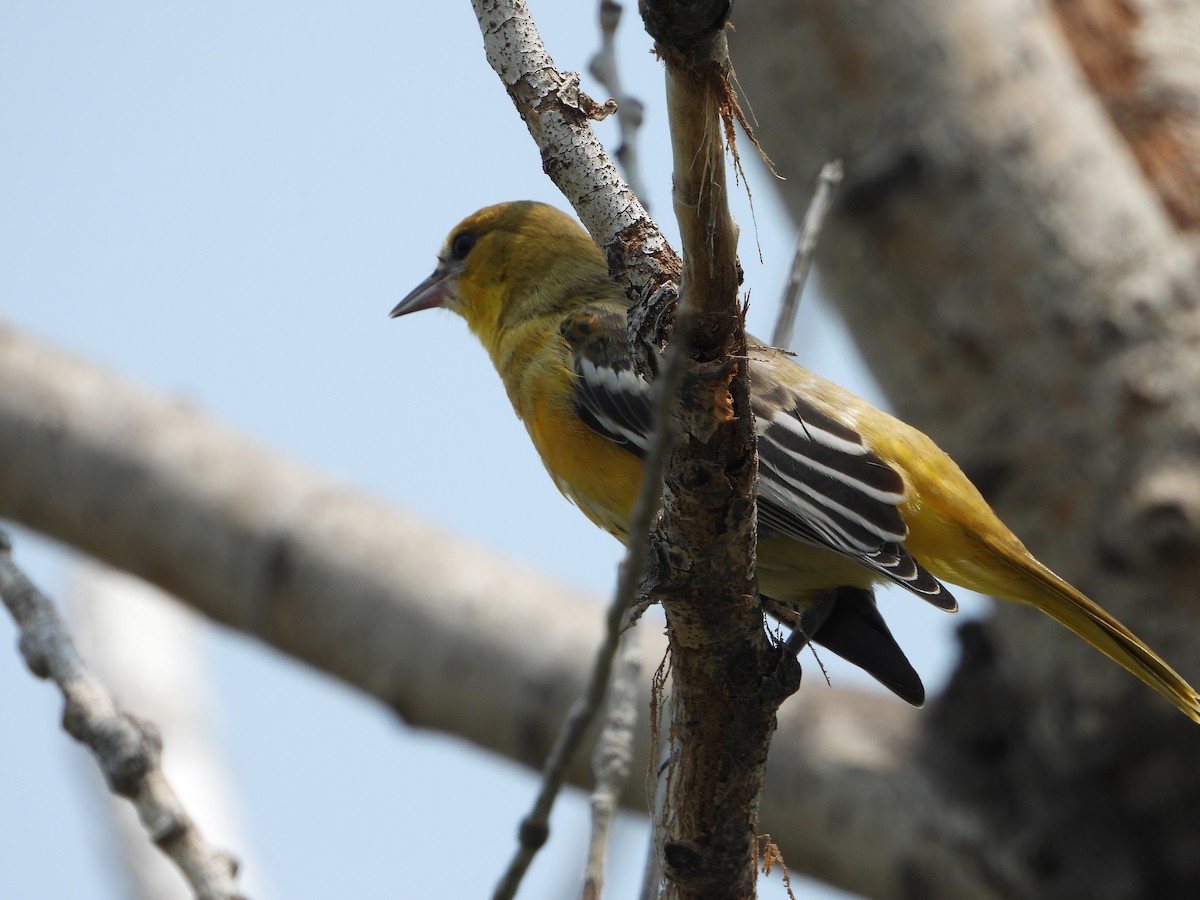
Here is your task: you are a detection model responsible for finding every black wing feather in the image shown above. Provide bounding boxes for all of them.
[561,306,654,455]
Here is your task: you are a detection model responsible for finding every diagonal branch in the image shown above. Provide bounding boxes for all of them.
[470,0,678,297]
[771,160,842,350]
[0,532,245,900]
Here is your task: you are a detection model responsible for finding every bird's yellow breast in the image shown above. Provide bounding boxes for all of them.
[501,334,644,541]
[527,389,643,539]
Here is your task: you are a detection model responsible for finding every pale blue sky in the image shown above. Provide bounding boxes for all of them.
[0,4,979,898]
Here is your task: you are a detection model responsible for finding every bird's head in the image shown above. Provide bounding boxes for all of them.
[391,201,616,351]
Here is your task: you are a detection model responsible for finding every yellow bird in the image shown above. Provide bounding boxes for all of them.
[391,200,1200,722]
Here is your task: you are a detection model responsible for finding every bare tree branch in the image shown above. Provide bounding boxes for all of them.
[0,531,245,900]
[73,565,262,900]
[470,0,678,297]
[771,160,842,350]
[583,635,642,900]
[0,321,626,775]
[637,3,800,898]
[589,1,651,207]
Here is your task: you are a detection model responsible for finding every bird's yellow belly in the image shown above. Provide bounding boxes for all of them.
[756,535,883,610]
[524,394,643,541]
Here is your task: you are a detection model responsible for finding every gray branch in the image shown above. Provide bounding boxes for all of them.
[0,532,245,900]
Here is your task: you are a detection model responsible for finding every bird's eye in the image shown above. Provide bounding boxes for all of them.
[449,231,478,262]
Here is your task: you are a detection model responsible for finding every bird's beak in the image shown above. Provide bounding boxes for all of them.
[390,267,454,318]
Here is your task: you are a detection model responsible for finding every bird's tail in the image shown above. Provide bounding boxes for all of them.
[1002,553,1200,724]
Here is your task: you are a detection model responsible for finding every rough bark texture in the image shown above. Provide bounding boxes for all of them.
[730,1,1200,896]
[641,5,801,898]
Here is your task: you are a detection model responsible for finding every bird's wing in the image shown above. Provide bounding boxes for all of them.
[559,306,954,610]
[559,305,655,455]
[751,377,955,609]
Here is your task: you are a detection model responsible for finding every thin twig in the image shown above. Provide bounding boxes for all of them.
[589,0,651,207]
[758,835,798,900]
[0,530,245,900]
[582,633,642,899]
[73,564,259,900]
[770,160,843,349]
[492,286,690,900]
